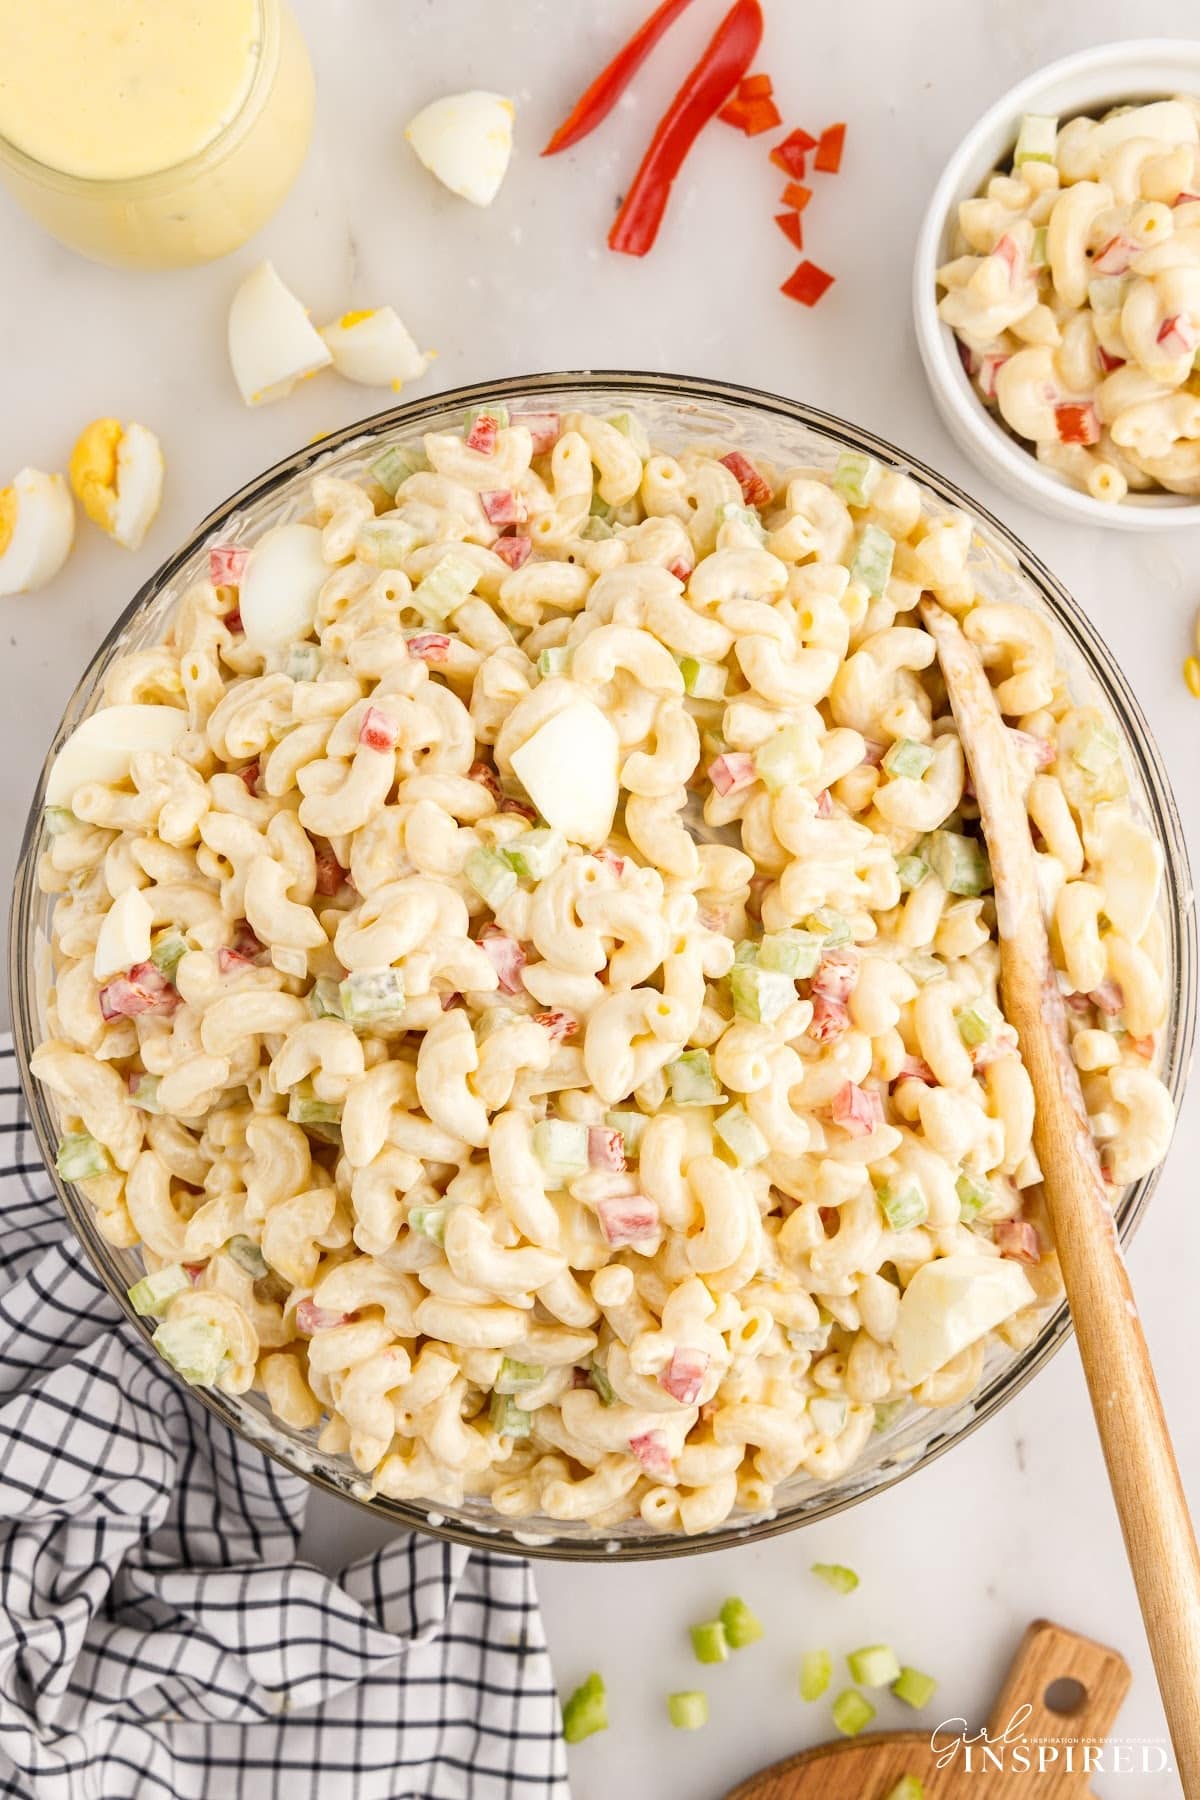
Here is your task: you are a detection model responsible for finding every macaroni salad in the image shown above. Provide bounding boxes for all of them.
[937,97,1200,502]
[30,406,1175,1536]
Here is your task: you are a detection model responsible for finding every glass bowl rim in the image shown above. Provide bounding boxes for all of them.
[9,368,1196,1561]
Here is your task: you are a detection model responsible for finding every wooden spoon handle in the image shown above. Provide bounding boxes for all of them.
[921,599,1200,1795]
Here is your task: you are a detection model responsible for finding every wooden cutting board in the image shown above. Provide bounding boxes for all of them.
[724,1620,1130,1798]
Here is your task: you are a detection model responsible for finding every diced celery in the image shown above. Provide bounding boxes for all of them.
[466,846,518,910]
[734,939,760,965]
[667,1690,709,1730]
[1031,225,1048,269]
[847,1644,902,1688]
[810,1394,849,1439]
[884,1780,926,1800]
[1014,111,1058,165]
[532,1118,590,1184]
[719,1597,764,1649]
[489,1392,531,1437]
[872,1399,907,1432]
[812,1563,859,1594]
[758,930,822,978]
[955,998,1003,1047]
[466,404,510,433]
[152,1315,228,1386]
[831,1689,875,1737]
[588,1362,617,1405]
[408,1203,449,1244]
[604,1110,647,1156]
[1088,274,1130,314]
[496,1358,545,1394]
[284,642,323,682]
[690,1621,729,1664]
[719,501,767,543]
[895,853,929,892]
[956,1172,992,1222]
[589,494,614,522]
[714,1104,769,1168]
[883,738,934,781]
[678,655,729,700]
[807,907,851,946]
[876,1181,928,1231]
[338,969,405,1024]
[903,951,947,985]
[416,550,479,620]
[756,724,816,792]
[288,1087,343,1144]
[129,1074,161,1114]
[43,806,76,836]
[578,514,613,541]
[228,1235,269,1278]
[501,828,566,881]
[730,963,795,1024]
[150,932,189,979]
[56,1132,112,1182]
[127,1264,190,1317]
[666,1049,722,1107]
[360,518,419,567]
[787,1322,832,1354]
[800,1649,832,1701]
[832,451,881,508]
[370,444,427,495]
[607,411,651,457]
[849,524,895,597]
[1071,720,1120,776]
[892,1666,939,1710]
[562,1672,607,1743]
[310,977,345,1019]
[538,646,571,678]
[926,828,991,896]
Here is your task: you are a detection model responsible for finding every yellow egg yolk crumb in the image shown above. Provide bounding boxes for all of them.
[0,486,16,557]
[69,419,123,530]
[338,310,375,329]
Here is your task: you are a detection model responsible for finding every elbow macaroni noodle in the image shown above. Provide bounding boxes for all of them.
[937,95,1200,500]
[30,402,1174,1536]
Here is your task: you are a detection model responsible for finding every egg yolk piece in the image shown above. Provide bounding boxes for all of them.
[69,418,123,531]
[0,486,16,557]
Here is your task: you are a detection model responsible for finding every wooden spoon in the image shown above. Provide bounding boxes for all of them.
[919,596,1200,1794]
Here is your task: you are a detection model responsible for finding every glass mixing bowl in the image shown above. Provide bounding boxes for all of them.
[10,372,1195,1560]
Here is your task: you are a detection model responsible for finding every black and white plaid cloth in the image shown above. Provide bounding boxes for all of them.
[0,1039,570,1800]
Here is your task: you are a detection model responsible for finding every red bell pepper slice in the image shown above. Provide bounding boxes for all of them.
[775,210,803,250]
[737,72,773,99]
[542,0,699,155]
[609,0,764,257]
[770,126,817,178]
[780,181,812,211]
[781,260,835,307]
[814,122,846,172]
[718,92,781,135]
[1054,401,1100,446]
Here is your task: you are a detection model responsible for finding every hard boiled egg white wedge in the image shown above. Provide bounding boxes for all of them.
[509,696,620,848]
[404,91,515,206]
[238,523,328,653]
[46,704,188,806]
[228,261,332,407]
[69,420,164,551]
[319,308,430,390]
[93,885,153,981]
[895,1253,1036,1385]
[0,468,75,596]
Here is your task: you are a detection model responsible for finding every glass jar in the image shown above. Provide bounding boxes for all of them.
[0,0,314,269]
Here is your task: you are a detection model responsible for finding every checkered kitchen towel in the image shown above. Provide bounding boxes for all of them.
[0,1038,570,1800]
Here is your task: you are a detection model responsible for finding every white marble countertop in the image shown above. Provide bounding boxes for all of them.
[3,0,1200,1793]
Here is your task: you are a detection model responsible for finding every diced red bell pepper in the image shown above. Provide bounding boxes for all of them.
[718,92,781,135]
[236,760,260,795]
[1091,235,1136,275]
[996,1219,1040,1263]
[510,411,561,452]
[719,449,773,504]
[476,926,527,994]
[217,947,257,974]
[209,545,249,588]
[1174,191,1200,206]
[481,488,527,525]
[737,72,773,99]
[535,1009,579,1041]
[597,847,627,877]
[808,993,850,1042]
[816,788,833,818]
[978,353,1010,400]
[660,1347,710,1405]
[667,556,693,582]
[629,1429,672,1475]
[588,1126,627,1171]
[1156,313,1199,357]
[359,705,398,751]
[708,751,757,796]
[992,233,1023,282]
[770,126,817,178]
[596,1195,660,1247]
[440,991,462,1011]
[1009,728,1055,770]
[295,1299,352,1335]
[956,337,980,378]
[231,921,263,959]
[896,1055,937,1085]
[861,739,886,767]
[813,122,845,173]
[1054,402,1100,446]
[1097,345,1126,373]
[971,1025,1019,1069]
[780,181,812,212]
[99,962,179,1020]
[831,1081,883,1137]
[775,210,804,250]
[781,260,835,307]
[407,632,451,664]
[493,535,533,570]
[1127,1033,1155,1060]
[542,0,699,155]
[812,950,858,1003]
[224,607,243,635]
[1089,978,1124,1016]
[465,413,501,454]
[500,795,538,821]
[313,848,347,896]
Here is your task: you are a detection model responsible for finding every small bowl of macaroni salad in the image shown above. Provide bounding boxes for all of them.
[12,373,1194,1558]
[915,39,1200,528]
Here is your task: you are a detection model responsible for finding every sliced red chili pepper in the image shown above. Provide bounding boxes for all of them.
[814,121,846,172]
[718,93,781,135]
[780,181,812,211]
[781,259,835,307]
[770,126,816,178]
[542,0,699,156]
[609,0,764,258]
[775,210,803,250]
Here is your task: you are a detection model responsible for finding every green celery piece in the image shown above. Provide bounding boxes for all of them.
[501,828,566,881]
[831,1689,875,1737]
[531,1118,590,1183]
[758,930,822,978]
[876,1181,928,1231]
[832,450,881,507]
[1031,225,1048,268]
[465,846,518,909]
[872,1399,907,1433]
[807,906,851,945]
[150,932,189,978]
[719,1597,764,1649]
[338,969,405,1024]
[287,1087,343,1145]
[587,1363,617,1405]
[895,853,929,892]
[755,723,817,792]
[849,524,895,597]
[892,1666,939,1710]
[561,1672,607,1743]
[128,1074,161,1114]
[690,1621,729,1664]
[810,1394,849,1439]
[800,1649,832,1701]
[926,828,991,896]
[152,1315,228,1386]
[1014,111,1058,165]
[719,501,767,543]
[537,646,571,678]
[370,444,427,495]
[714,1104,769,1168]
[284,641,322,682]
[127,1264,190,1317]
[466,404,510,432]
[589,493,613,521]
[606,411,651,457]
[578,514,613,541]
[956,1172,992,1221]
[847,1644,902,1688]
[678,655,728,699]
[55,1132,112,1182]
[903,951,947,985]
[43,805,76,836]
[667,1690,709,1730]
[1071,720,1121,776]
[955,998,1003,1047]
[360,518,419,567]
[883,738,934,780]
[730,962,795,1024]
[309,977,345,1020]
[416,550,479,620]
[408,1203,449,1245]
[812,1562,859,1595]
[488,1392,531,1437]
[495,1358,544,1394]
[228,1235,268,1278]
[604,1110,646,1155]
[733,939,761,965]
[666,1048,722,1107]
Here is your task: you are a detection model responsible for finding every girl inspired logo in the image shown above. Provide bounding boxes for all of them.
[930,1708,1173,1777]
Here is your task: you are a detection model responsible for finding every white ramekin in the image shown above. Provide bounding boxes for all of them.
[913,38,1200,531]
